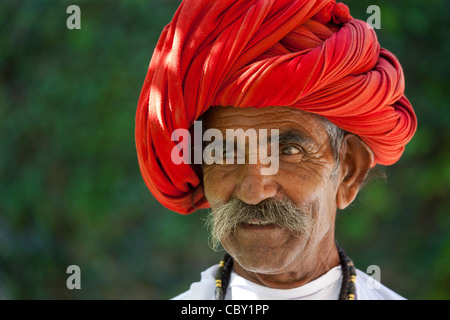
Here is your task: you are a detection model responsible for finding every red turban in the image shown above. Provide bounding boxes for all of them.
[136,0,417,214]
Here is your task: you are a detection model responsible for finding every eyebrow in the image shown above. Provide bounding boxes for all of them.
[202,128,316,148]
[277,129,316,146]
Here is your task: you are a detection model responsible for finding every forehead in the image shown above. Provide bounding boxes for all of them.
[203,106,329,144]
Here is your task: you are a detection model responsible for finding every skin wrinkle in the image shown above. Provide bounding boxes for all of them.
[201,105,373,290]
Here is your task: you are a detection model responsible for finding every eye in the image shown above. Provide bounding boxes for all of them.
[210,147,236,161]
[281,145,302,155]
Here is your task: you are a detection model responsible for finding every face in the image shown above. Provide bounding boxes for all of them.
[202,106,341,275]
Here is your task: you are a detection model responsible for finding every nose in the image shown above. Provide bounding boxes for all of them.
[234,163,279,205]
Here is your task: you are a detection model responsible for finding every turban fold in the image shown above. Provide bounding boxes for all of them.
[136,0,417,214]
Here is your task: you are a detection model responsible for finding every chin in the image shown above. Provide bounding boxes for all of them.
[223,236,309,275]
[237,256,288,275]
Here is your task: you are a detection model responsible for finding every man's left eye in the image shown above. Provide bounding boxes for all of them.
[281,146,302,155]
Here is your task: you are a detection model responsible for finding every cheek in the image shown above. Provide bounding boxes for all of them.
[203,166,236,207]
[279,165,337,221]
[279,166,326,203]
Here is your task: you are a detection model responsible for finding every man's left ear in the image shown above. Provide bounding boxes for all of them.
[336,134,374,210]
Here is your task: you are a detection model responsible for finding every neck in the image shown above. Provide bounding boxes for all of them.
[232,239,340,289]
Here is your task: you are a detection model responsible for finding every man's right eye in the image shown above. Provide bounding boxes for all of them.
[211,148,235,160]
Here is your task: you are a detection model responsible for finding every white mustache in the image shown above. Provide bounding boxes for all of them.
[205,198,315,251]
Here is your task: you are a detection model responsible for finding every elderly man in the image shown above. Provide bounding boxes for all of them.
[135,0,417,300]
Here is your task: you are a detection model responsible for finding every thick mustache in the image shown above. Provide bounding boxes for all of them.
[205,198,314,250]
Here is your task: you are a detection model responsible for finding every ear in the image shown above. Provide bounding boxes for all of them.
[336,134,374,210]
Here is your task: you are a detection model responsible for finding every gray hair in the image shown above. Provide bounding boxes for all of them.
[319,116,345,177]
[319,115,386,185]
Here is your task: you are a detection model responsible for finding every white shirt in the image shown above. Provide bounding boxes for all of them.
[172,264,405,300]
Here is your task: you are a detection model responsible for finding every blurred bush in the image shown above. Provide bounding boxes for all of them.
[0,0,449,299]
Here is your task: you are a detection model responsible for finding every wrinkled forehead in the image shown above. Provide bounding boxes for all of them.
[202,105,330,145]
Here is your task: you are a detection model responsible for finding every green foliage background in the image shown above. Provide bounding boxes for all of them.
[0,0,449,299]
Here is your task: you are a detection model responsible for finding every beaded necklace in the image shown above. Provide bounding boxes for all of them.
[214,245,357,300]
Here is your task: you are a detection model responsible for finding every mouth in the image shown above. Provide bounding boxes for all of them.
[239,219,278,230]
[245,219,274,226]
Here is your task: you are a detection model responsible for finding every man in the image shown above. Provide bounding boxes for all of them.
[135,0,417,300]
